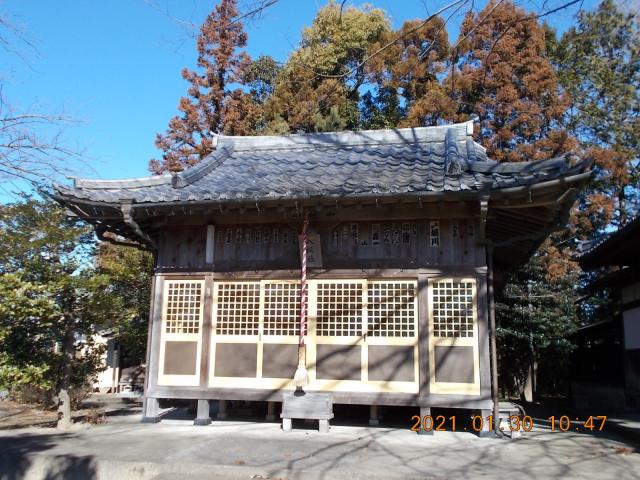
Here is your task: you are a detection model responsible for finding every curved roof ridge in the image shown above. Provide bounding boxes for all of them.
[172,144,234,189]
[217,120,475,151]
[70,173,172,190]
[60,121,477,191]
[468,153,583,174]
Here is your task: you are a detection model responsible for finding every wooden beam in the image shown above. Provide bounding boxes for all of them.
[146,385,493,408]
[160,203,480,226]
[153,266,488,278]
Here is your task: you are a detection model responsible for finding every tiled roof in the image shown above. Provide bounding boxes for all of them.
[55,121,587,205]
[578,214,640,269]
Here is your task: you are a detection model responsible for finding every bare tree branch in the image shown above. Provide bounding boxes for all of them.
[235,0,279,24]
[0,91,86,190]
[0,13,39,68]
[142,0,279,37]
[339,0,348,22]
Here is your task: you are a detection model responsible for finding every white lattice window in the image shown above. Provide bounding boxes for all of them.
[316,282,363,337]
[367,281,417,338]
[263,282,300,336]
[431,280,475,338]
[215,282,260,335]
[164,281,203,334]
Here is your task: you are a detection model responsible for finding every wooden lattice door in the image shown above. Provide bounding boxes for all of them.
[310,279,419,394]
[208,280,298,389]
[428,278,480,395]
[157,279,205,387]
[208,278,420,394]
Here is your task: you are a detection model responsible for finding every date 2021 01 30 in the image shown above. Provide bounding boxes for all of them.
[410,415,607,432]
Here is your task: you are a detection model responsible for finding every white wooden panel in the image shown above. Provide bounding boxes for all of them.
[157,279,205,387]
[428,278,480,395]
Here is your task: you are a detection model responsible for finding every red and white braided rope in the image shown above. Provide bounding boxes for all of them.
[299,211,309,346]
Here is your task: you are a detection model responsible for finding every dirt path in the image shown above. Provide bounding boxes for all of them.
[0,400,57,429]
[0,394,142,429]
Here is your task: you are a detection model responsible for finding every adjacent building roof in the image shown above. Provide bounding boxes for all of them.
[55,121,587,205]
[579,215,640,270]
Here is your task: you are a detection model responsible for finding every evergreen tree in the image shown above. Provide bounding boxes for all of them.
[150,0,261,173]
[360,86,402,129]
[0,197,153,417]
[94,243,153,367]
[495,252,580,399]
[264,1,389,132]
[0,198,103,422]
[244,55,282,105]
[553,0,640,232]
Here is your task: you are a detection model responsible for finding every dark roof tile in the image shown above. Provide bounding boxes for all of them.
[55,122,588,205]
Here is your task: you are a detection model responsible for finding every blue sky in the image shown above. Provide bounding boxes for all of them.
[0,0,595,193]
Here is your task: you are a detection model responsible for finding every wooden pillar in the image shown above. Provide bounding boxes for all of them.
[319,419,330,433]
[146,275,163,400]
[141,397,161,423]
[205,225,215,265]
[487,248,500,434]
[199,275,213,388]
[417,407,432,436]
[217,399,228,420]
[194,399,211,426]
[369,405,380,426]
[265,401,276,422]
[417,273,430,399]
[282,418,292,432]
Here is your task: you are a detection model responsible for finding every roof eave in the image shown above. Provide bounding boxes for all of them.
[579,215,640,270]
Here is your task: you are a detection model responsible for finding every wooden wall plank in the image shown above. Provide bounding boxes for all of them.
[157,219,486,271]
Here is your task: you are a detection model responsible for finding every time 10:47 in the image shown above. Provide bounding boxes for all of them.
[548,416,607,432]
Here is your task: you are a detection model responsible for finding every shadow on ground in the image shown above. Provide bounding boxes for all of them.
[0,432,97,480]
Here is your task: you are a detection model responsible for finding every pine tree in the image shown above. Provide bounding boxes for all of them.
[150,0,261,173]
[553,0,640,232]
[495,252,580,399]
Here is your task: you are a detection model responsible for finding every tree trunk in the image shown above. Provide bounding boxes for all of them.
[57,319,75,430]
[618,188,626,225]
[532,346,538,399]
[522,340,537,403]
